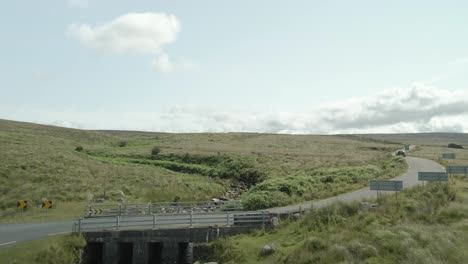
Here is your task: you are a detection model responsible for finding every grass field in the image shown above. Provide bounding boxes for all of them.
[0,234,85,264]
[0,119,405,222]
[357,133,468,167]
[210,177,468,264]
[354,133,468,147]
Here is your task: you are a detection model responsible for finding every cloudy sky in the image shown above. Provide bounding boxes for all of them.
[1,1,468,134]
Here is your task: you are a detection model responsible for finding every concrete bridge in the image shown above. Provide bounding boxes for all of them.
[82,225,264,264]
[77,211,272,264]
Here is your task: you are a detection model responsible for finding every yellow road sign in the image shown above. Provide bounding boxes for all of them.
[42,200,53,209]
[17,200,27,209]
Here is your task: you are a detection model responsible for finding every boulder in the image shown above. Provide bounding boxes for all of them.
[293,213,301,220]
[261,244,276,256]
[270,216,280,227]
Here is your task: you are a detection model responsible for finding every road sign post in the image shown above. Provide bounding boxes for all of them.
[446,166,468,177]
[370,180,403,202]
[17,200,27,216]
[418,172,448,182]
[442,153,456,159]
[42,200,53,217]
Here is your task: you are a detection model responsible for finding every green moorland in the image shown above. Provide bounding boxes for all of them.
[356,133,468,167]
[0,234,85,264]
[210,177,468,264]
[0,119,406,221]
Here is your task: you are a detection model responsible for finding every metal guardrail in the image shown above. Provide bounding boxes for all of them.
[74,211,269,233]
[84,200,242,217]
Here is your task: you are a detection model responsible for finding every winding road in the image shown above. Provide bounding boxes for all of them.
[0,155,446,249]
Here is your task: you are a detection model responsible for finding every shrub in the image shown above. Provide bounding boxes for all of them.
[241,190,291,210]
[448,143,463,149]
[151,146,161,156]
[35,234,86,264]
[118,141,127,147]
[75,146,83,152]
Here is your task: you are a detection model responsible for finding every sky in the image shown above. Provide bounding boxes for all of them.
[1,0,468,134]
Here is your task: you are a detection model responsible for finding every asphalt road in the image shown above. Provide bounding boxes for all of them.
[0,155,446,249]
[268,156,446,214]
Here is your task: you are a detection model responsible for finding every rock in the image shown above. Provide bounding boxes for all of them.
[95,198,105,203]
[116,198,125,203]
[360,202,379,211]
[293,213,301,220]
[261,244,276,256]
[270,216,280,227]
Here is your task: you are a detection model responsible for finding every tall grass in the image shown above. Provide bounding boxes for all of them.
[211,180,468,264]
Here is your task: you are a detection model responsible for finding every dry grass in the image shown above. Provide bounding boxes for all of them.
[0,119,403,221]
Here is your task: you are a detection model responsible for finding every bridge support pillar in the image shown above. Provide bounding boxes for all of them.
[162,242,179,264]
[102,241,118,264]
[132,241,148,264]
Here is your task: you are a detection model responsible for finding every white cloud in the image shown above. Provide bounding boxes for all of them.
[151,54,200,74]
[67,12,180,54]
[3,85,468,134]
[67,12,196,73]
[151,54,174,73]
[68,0,88,8]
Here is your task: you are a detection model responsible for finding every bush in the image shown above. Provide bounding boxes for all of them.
[448,143,463,149]
[75,146,83,152]
[151,146,161,156]
[35,234,86,264]
[118,141,127,147]
[242,190,291,210]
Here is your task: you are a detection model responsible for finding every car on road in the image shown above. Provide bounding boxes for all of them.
[396,150,406,157]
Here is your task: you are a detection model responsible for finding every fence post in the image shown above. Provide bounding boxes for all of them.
[226,212,230,226]
[116,216,120,230]
[262,211,266,229]
[119,204,122,216]
[78,218,82,233]
[153,214,156,229]
[190,212,193,228]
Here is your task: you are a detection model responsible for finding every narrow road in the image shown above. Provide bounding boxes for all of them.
[0,156,445,249]
[269,156,446,214]
[0,221,74,249]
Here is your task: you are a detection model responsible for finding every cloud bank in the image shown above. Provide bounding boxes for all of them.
[4,85,468,134]
[67,12,192,73]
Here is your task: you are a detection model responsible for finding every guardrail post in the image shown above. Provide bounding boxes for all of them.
[190,212,193,228]
[119,204,122,216]
[262,211,266,229]
[78,218,82,233]
[153,214,156,229]
[226,212,230,226]
[116,216,120,230]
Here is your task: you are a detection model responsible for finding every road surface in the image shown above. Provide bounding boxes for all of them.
[0,156,445,249]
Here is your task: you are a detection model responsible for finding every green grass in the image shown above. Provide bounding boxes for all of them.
[210,178,468,264]
[0,234,85,264]
[354,133,468,147]
[0,119,405,222]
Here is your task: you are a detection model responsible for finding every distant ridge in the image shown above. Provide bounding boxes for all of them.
[354,133,468,147]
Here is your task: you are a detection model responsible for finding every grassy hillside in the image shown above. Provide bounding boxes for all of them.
[354,133,468,147]
[0,119,405,221]
[210,177,468,264]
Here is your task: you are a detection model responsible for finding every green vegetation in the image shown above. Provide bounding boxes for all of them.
[242,157,407,209]
[448,143,464,149]
[407,145,468,167]
[0,119,404,222]
[355,133,468,147]
[211,178,468,263]
[0,234,85,264]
